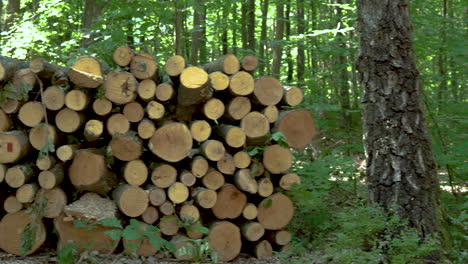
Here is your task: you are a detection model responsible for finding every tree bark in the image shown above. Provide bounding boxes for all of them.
[246,0,256,53]
[191,0,202,65]
[271,3,284,76]
[296,0,305,83]
[81,0,105,47]
[259,0,269,75]
[357,0,442,238]
[174,0,183,55]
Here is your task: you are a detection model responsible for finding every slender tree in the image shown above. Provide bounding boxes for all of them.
[357,0,442,240]
[174,0,183,55]
[191,0,202,65]
[336,0,351,128]
[437,0,448,111]
[271,2,284,76]
[81,0,105,47]
[259,0,269,74]
[285,3,293,82]
[199,3,207,64]
[246,0,256,53]
[296,0,305,83]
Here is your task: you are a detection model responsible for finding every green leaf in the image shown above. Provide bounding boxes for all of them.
[104,230,122,241]
[263,198,273,209]
[98,217,123,229]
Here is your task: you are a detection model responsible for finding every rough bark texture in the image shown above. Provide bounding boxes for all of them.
[357,0,441,236]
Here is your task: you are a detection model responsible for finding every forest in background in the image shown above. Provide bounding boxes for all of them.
[0,0,466,263]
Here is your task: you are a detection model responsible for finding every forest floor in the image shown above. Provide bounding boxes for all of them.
[0,251,294,264]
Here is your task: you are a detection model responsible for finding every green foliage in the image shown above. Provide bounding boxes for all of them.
[20,194,48,256]
[19,223,36,256]
[57,243,79,264]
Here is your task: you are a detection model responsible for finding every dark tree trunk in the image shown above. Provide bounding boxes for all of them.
[285,3,293,82]
[241,1,248,52]
[199,4,207,64]
[174,0,183,55]
[81,0,105,47]
[259,0,269,75]
[336,0,351,128]
[221,3,228,55]
[437,0,447,111]
[357,0,442,239]
[271,3,284,77]
[246,0,256,53]
[3,0,20,34]
[232,2,238,55]
[296,0,305,84]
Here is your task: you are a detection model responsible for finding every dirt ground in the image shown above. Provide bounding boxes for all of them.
[0,251,287,264]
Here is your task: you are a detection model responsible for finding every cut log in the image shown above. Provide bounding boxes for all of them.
[200,140,225,161]
[241,55,259,73]
[141,206,159,225]
[190,120,211,142]
[16,183,38,203]
[257,177,274,197]
[242,203,258,220]
[240,111,270,144]
[13,68,36,91]
[203,98,225,121]
[29,58,57,78]
[229,71,255,96]
[191,156,209,178]
[109,132,142,161]
[233,151,252,169]
[263,144,293,174]
[270,230,292,245]
[250,159,265,177]
[56,144,79,162]
[104,71,138,105]
[257,193,294,230]
[28,123,58,151]
[254,240,273,259]
[0,163,6,183]
[186,223,205,239]
[113,184,149,217]
[165,55,185,77]
[216,153,236,175]
[0,210,46,256]
[106,113,130,136]
[130,54,159,80]
[0,131,30,163]
[159,215,179,236]
[202,169,225,190]
[209,221,242,262]
[5,163,34,188]
[43,86,65,111]
[92,98,112,116]
[137,119,156,139]
[18,102,45,127]
[146,101,165,120]
[155,82,175,102]
[113,46,134,67]
[179,204,200,223]
[180,170,196,187]
[171,234,196,260]
[55,108,85,133]
[279,173,301,190]
[36,187,67,218]
[123,221,160,257]
[0,109,11,132]
[69,57,106,88]
[282,86,303,106]
[209,72,229,91]
[123,102,144,123]
[280,244,292,253]
[192,187,217,209]
[123,160,148,186]
[52,69,69,86]
[38,164,64,189]
[151,163,177,188]
[234,168,258,194]
[147,186,166,206]
[1,98,22,114]
[225,96,251,121]
[159,201,175,216]
[241,222,265,242]
[148,122,192,163]
[54,213,119,254]
[206,54,240,75]
[212,184,247,219]
[4,195,23,214]
[167,182,189,204]
[253,76,284,106]
[62,192,117,220]
[69,149,117,195]
[0,56,29,82]
[123,222,160,257]
[262,105,279,123]
[65,89,90,111]
[177,66,212,106]
[273,109,316,149]
[84,119,103,141]
[36,155,56,171]
[137,79,156,102]
[217,125,246,148]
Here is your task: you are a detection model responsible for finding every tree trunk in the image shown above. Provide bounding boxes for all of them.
[284,3,293,82]
[174,0,183,55]
[437,0,447,112]
[259,0,269,75]
[246,0,256,53]
[296,0,305,83]
[271,3,284,76]
[357,0,442,238]
[81,0,105,47]
[191,0,202,65]
[336,0,351,129]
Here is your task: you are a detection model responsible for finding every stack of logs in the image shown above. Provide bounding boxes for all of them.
[0,48,315,261]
